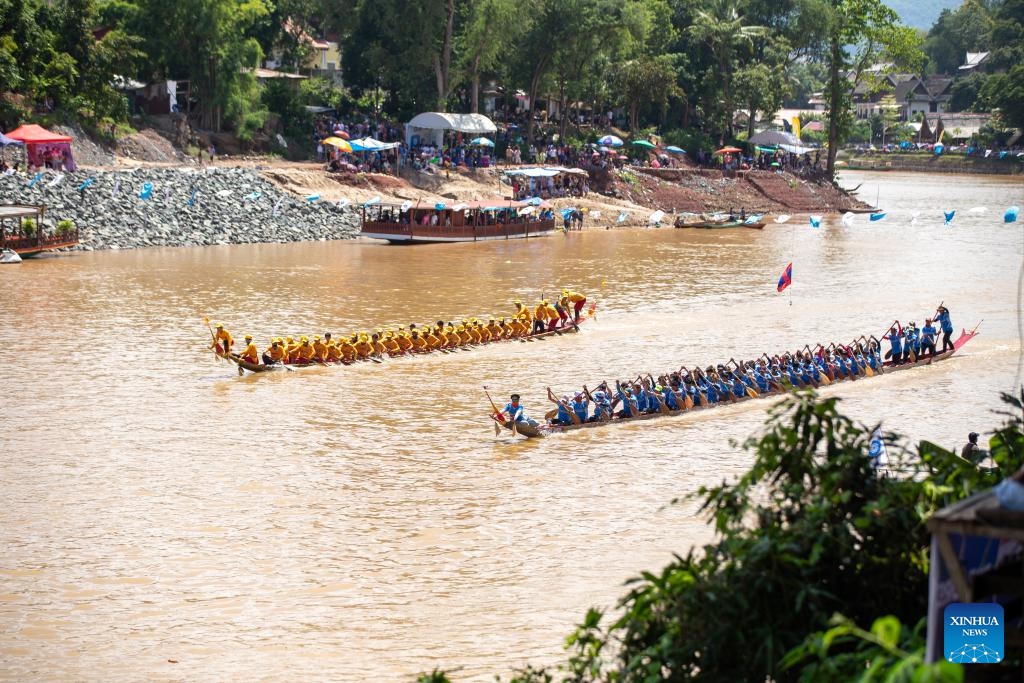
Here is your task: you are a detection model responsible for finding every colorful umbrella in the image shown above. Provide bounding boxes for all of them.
[332,129,350,139]
[631,140,656,149]
[715,146,742,154]
[470,137,494,147]
[665,145,686,154]
[322,137,352,152]
[598,135,623,147]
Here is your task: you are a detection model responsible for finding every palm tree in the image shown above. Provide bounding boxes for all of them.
[689,0,767,138]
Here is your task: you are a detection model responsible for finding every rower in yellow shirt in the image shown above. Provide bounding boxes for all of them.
[311,335,328,362]
[563,289,587,322]
[410,330,428,352]
[292,336,315,364]
[262,338,287,365]
[533,300,548,334]
[382,331,401,355]
[396,329,413,353]
[543,299,560,332]
[324,333,342,362]
[370,332,387,358]
[284,336,298,362]
[238,334,258,364]
[210,322,233,354]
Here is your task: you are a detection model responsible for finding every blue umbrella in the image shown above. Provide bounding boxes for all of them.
[469,137,494,147]
[665,145,686,154]
[598,135,623,147]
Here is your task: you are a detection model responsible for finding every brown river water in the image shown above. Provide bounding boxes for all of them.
[1,171,1022,681]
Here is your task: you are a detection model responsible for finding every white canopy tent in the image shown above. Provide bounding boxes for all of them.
[405,112,497,148]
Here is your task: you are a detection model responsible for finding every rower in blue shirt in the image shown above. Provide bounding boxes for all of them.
[615,381,639,418]
[571,392,589,423]
[546,388,575,425]
[935,305,954,352]
[887,323,903,365]
[920,318,937,358]
[904,323,921,362]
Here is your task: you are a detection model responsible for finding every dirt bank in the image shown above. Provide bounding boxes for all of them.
[69,124,867,228]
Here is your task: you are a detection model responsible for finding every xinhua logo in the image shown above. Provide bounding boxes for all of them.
[944,603,1004,664]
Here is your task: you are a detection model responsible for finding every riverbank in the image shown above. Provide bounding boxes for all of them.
[842,152,1022,175]
[0,158,868,251]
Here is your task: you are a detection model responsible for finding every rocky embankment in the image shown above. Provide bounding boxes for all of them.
[0,167,361,251]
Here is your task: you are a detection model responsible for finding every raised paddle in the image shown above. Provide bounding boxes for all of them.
[203,316,228,362]
[483,386,506,436]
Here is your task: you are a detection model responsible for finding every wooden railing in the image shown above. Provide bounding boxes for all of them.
[1,229,80,253]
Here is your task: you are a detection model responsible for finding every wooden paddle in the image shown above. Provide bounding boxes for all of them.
[484,386,507,436]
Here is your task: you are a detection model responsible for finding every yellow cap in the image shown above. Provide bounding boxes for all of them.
[244,334,252,340]
[215,322,224,328]
[300,335,309,342]
[314,335,321,341]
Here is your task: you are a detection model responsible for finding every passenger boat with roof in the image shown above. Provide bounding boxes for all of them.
[0,204,79,256]
[360,198,556,243]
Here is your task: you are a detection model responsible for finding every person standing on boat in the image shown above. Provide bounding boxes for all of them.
[563,289,587,322]
[920,319,938,358]
[210,323,233,354]
[533,300,548,334]
[238,335,259,365]
[935,306,954,353]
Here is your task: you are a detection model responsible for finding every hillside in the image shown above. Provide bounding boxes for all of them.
[885,0,962,29]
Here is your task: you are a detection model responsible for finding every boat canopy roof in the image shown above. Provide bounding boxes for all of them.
[0,204,44,220]
[503,166,589,178]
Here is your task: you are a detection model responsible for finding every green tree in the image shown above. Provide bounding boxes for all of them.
[820,0,923,177]
[612,54,683,132]
[688,0,768,139]
[978,64,1024,129]
[922,1,993,76]
[457,0,522,113]
[135,0,269,132]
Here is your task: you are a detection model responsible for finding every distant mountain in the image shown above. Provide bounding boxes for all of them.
[885,0,963,29]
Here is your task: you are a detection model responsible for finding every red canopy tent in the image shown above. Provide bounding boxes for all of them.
[4,124,76,171]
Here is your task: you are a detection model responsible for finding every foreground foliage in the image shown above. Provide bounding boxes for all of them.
[418,390,1022,682]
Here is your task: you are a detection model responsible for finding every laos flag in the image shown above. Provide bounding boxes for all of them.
[777,262,793,292]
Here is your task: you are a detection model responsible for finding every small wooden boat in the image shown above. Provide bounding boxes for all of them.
[214,305,597,374]
[491,325,979,439]
[677,213,765,229]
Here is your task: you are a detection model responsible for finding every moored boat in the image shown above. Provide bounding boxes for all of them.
[491,325,979,439]
[0,204,79,256]
[676,213,766,229]
[361,199,557,244]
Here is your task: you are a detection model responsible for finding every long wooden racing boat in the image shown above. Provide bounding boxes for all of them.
[491,325,979,439]
[213,305,597,374]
